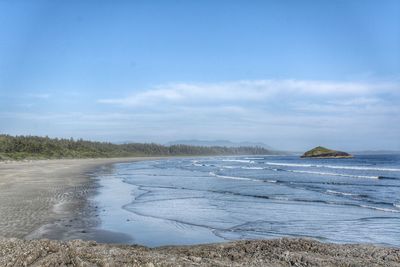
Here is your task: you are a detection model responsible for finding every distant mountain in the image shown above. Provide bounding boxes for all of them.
[166,139,273,149]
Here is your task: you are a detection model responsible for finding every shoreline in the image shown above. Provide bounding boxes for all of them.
[0,157,166,240]
[1,157,400,265]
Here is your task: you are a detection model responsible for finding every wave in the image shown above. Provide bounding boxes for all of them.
[265,162,400,172]
[192,162,217,168]
[326,190,360,196]
[192,163,204,167]
[209,172,260,182]
[359,205,400,213]
[139,180,400,214]
[324,166,400,172]
[266,162,313,168]
[209,172,277,184]
[222,165,264,170]
[291,198,400,213]
[273,168,380,179]
[378,176,399,180]
[241,166,264,170]
[222,159,255,163]
[222,165,241,169]
[244,157,264,160]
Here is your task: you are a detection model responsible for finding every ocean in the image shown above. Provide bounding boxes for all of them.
[90,155,400,247]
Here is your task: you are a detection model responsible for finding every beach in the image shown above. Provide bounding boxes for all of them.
[0,157,161,240]
[0,157,399,266]
[1,238,399,266]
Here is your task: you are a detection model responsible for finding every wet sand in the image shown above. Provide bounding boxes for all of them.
[0,157,162,240]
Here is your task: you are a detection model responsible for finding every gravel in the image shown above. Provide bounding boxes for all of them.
[0,238,399,266]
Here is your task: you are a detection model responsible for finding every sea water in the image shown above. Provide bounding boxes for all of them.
[91,155,400,247]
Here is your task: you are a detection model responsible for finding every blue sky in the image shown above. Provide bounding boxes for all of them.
[0,0,399,150]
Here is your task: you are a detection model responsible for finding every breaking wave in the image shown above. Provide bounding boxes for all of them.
[326,190,361,196]
[265,162,400,172]
[241,166,264,170]
[273,168,380,179]
[223,159,255,163]
[209,172,260,182]
[209,172,276,183]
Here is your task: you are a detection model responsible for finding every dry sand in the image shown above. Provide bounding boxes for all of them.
[0,157,399,266]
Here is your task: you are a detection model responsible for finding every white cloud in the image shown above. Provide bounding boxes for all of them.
[91,79,400,149]
[98,79,399,107]
[2,79,399,150]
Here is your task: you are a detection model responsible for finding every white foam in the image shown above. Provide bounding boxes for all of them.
[326,190,359,196]
[223,159,255,163]
[266,162,313,167]
[209,172,260,182]
[265,162,400,172]
[360,205,400,213]
[282,169,379,179]
[193,162,214,167]
[241,166,264,170]
[222,165,241,169]
[323,165,400,172]
[244,157,264,160]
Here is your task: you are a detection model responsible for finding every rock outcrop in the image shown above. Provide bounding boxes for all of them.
[301,146,353,158]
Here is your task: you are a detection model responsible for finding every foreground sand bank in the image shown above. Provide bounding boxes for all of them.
[0,157,163,239]
[0,238,399,266]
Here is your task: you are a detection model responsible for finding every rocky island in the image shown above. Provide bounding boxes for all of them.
[301,146,353,158]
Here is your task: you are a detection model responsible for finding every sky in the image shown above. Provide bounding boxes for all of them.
[0,0,399,151]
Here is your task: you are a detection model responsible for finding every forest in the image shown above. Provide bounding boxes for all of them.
[0,134,272,160]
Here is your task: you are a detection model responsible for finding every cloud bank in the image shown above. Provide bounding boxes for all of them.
[98,80,398,107]
[1,79,399,150]
[93,79,400,150]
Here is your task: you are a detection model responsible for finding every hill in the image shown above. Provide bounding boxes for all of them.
[301,146,353,158]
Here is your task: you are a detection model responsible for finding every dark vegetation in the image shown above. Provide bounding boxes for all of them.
[0,134,272,160]
[301,146,352,158]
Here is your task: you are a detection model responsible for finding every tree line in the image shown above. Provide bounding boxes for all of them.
[0,134,272,160]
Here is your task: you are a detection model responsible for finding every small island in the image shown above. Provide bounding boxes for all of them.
[301,146,353,159]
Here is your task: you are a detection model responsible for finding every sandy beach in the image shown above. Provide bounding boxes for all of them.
[0,157,161,240]
[0,157,399,266]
